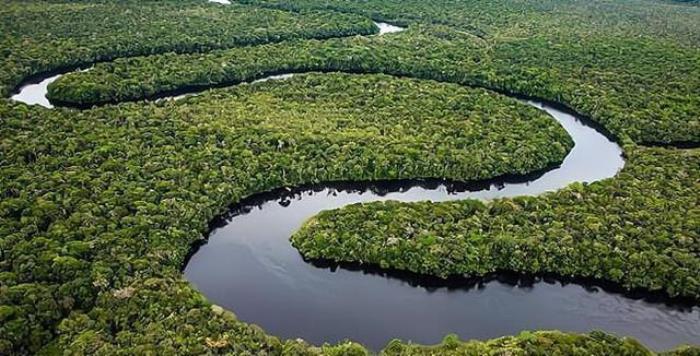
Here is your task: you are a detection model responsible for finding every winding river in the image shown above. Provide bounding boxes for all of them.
[9,19,700,352]
[182,99,698,351]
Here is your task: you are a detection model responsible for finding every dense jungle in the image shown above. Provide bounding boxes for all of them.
[0,0,698,354]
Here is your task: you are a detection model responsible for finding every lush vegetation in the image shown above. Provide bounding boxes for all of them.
[1,73,573,353]
[0,0,375,96]
[383,331,658,356]
[46,2,700,145]
[293,146,700,299]
[383,331,700,355]
[2,0,699,354]
[241,0,700,45]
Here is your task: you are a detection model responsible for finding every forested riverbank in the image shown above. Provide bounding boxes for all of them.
[44,1,700,145]
[0,0,375,97]
[1,0,699,354]
[293,146,700,299]
[1,73,574,353]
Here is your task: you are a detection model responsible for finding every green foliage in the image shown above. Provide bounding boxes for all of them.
[46,1,700,144]
[292,146,700,298]
[381,330,654,355]
[662,345,700,356]
[1,73,571,353]
[53,277,286,355]
[0,0,375,96]
[242,0,700,44]
[2,0,699,354]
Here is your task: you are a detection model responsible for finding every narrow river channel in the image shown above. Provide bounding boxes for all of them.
[9,18,699,352]
[182,98,698,351]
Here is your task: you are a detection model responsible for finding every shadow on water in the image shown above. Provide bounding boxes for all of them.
[307,258,699,311]
[183,172,699,352]
[13,63,695,351]
[201,172,550,231]
[181,93,697,352]
[188,175,699,310]
[7,20,698,351]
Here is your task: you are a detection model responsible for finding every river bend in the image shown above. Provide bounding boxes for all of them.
[8,17,699,353]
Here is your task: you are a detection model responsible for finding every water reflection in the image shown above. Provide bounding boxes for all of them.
[185,101,696,351]
[10,74,60,108]
[375,22,405,35]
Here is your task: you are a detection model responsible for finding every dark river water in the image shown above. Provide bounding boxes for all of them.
[183,100,698,351]
[8,17,698,352]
